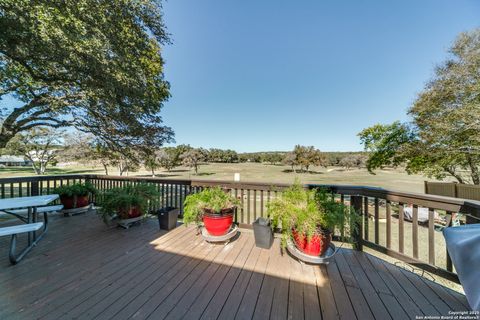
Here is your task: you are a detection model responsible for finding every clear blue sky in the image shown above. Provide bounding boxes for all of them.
[1,1,478,152]
[160,0,479,152]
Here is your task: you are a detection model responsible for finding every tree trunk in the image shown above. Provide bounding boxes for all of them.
[151,168,155,177]
[471,169,480,185]
[445,167,465,184]
[466,155,480,185]
[40,162,46,175]
[102,164,109,175]
[31,162,40,175]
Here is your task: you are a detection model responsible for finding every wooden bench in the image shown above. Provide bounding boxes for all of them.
[0,205,63,240]
[0,222,44,264]
[2,205,64,216]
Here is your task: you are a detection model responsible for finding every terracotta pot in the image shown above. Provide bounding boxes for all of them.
[119,206,142,219]
[292,228,331,256]
[60,195,90,209]
[203,210,234,236]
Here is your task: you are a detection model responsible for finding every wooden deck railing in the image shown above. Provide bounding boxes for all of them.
[1,174,479,283]
[316,185,480,282]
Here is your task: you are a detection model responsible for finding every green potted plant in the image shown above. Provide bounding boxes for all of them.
[268,182,358,256]
[53,182,96,209]
[98,184,159,227]
[183,187,240,236]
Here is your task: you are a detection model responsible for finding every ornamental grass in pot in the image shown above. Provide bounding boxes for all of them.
[183,187,240,236]
[53,182,96,209]
[268,182,358,256]
[98,184,159,223]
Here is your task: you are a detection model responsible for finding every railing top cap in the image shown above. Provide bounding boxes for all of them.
[0,174,479,213]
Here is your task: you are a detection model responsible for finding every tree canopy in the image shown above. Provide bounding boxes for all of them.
[359,28,480,184]
[0,0,173,151]
[181,148,206,175]
[292,145,325,172]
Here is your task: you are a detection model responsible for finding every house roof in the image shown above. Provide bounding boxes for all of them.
[0,155,28,162]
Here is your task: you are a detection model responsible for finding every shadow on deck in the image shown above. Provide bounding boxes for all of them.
[0,212,470,320]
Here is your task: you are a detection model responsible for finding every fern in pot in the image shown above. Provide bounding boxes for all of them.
[183,187,240,236]
[54,182,96,209]
[98,184,159,223]
[268,182,358,256]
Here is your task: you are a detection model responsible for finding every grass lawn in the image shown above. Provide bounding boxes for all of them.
[0,166,104,177]
[171,162,434,193]
[0,162,443,193]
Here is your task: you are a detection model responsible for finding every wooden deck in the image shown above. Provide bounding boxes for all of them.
[0,212,470,320]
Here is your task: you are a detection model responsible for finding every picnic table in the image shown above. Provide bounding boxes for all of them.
[0,195,61,264]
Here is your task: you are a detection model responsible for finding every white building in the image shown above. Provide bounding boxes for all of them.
[0,155,32,166]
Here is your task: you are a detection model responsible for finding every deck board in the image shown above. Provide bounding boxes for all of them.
[340,250,392,320]
[216,244,262,320]
[0,212,470,320]
[288,255,305,320]
[365,253,425,318]
[326,258,358,320]
[187,237,254,320]
[268,246,291,320]
[149,234,249,319]
[252,240,280,320]
[234,245,270,320]
[315,266,339,320]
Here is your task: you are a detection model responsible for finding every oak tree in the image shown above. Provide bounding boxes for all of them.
[0,0,174,150]
[181,148,206,175]
[359,29,480,184]
[5,127,62,174]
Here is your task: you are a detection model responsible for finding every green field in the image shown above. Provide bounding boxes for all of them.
[0,162,443,193]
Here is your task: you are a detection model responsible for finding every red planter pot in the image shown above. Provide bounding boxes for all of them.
[119,206,142,219]
[203,210,234,236]
[292,229,331,256]
[60,195,90,209]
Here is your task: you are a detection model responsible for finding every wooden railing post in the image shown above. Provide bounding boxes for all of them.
[30,181,39,196]
[85,176,92,203]
[350,195,363,251]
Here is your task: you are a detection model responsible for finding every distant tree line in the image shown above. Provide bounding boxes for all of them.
[73,141,367,176]
[2,131,368,175]
[238,152,284,164]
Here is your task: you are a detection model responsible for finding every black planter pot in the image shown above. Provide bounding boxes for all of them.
[157,207,179,230]
[252,217,273,249]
